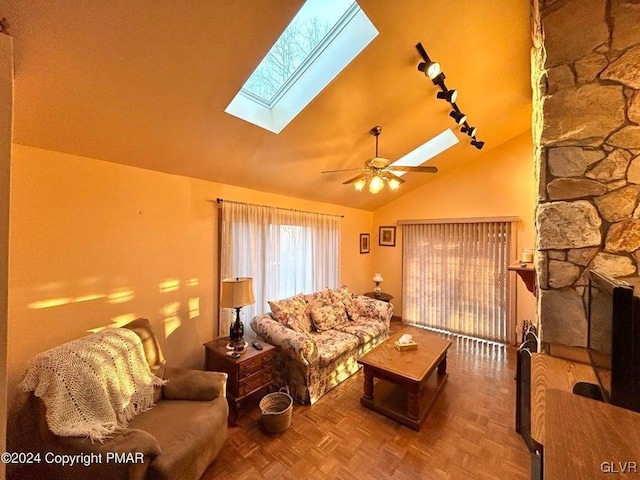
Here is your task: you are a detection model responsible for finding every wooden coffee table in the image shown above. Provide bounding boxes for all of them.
[357,326,451,430]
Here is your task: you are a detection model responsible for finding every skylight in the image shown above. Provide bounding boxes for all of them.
[225,0,378,133]
[391,129,460,176]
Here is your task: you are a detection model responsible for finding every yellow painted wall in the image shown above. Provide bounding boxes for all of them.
[372,131,537,339]
[6,144,373,451]
[0,34,13,477]
[6,132,536,453]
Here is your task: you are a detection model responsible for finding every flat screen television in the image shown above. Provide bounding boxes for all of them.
[587,270,640,412]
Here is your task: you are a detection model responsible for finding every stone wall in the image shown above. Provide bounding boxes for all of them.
[536,0,640,345]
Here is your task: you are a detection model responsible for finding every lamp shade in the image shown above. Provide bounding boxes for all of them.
[220,277,255,308]
[372,273,383,283]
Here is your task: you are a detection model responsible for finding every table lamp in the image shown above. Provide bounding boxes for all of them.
[372,273,383,298]
[221,277,255,351]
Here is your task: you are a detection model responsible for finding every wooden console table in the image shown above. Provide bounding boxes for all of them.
[545,389,640,479]
[530,349,598,444]
[531,346,640,479]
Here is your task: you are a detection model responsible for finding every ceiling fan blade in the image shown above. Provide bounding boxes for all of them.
[387,165,438,173]
[343,173,368,185]
[384,171,406,184]
[322,168,368,174]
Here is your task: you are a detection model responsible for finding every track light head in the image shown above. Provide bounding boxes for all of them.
[417,61,441,79]
[461,125,477,137]
[437,89,458,103]
[471,139,485,150]
[430,72,446,86]
[449,110,467,125]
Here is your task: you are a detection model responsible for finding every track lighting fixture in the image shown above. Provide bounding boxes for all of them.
[449,110,467,125]
[461,125,477,137]
[415,42,485,150]
[471,139,485,150]
[430,72,446,87]
[417,61,441,80]
[437,89,457,103]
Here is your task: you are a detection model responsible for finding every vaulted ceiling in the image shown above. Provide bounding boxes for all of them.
[3,0,532,211]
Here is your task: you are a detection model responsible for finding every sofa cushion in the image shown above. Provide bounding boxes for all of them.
[309,330,359,367]
[268,295,311,334]
[333,318,387,346]
[303,289,333,311]
[329,285,360,321]
[354,295,392,322]
[128,398,228,480]
[309,302,349,332]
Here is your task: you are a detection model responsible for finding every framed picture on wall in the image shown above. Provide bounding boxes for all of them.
[360,233,370,254]
[379,226,396,247]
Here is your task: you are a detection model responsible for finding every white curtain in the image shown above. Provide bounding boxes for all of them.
[402,220,516,343]
[219,200,340,337]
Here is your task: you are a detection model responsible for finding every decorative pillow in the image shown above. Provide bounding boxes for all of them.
[269,295,311,334]
[310,302,349,332]
[303,289,334,315]
[329,285,360,321]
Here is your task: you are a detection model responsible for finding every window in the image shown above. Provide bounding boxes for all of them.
[401,219,517,343]
[219,200,340,336]
[391,129,459,177]
[225,0,378,133]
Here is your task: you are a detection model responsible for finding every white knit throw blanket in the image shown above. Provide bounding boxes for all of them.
[21,328,166,442]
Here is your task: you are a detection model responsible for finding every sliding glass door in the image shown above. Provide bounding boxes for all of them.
[402,219,516,343]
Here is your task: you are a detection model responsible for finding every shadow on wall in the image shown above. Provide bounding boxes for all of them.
[6,274,210,469]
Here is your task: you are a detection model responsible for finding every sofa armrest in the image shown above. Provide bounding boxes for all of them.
[57,427,161,457]
[250,314,317,365]
[353,295,394,326]
[162,368,227,401]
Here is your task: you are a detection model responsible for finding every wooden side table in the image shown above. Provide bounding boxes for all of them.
[204,338,274,425]
[363,292,393,302]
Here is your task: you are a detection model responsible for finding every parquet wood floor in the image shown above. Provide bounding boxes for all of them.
[202,324,530,480]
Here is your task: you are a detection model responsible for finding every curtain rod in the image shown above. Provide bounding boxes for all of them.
[397,216,519,225]
[215,198,344,219]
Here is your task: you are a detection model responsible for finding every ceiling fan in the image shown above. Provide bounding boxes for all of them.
[321,126,438,194]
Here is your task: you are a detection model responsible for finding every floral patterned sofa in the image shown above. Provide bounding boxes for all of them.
[250,286,393,404]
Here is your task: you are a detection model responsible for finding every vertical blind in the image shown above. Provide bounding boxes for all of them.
[219,200,340,337]
[402,219,516,343]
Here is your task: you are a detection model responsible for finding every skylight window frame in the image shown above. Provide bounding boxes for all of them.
[390,129,460,176]
[239,2,361,109]
[225,1,378,134]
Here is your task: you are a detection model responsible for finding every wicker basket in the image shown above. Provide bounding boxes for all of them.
[259,387,293,434]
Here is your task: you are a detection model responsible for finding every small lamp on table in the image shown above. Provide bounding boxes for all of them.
[221,277,255,352]
[372,273,384,298]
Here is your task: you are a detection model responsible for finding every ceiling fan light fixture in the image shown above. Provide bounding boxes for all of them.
[471,138,485,150]
[437,89,457,103]
[353,178,367,191]
[388,178,401,190]
[368,175,385,194]
[449,110,467,125]
[461,125,477,137]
